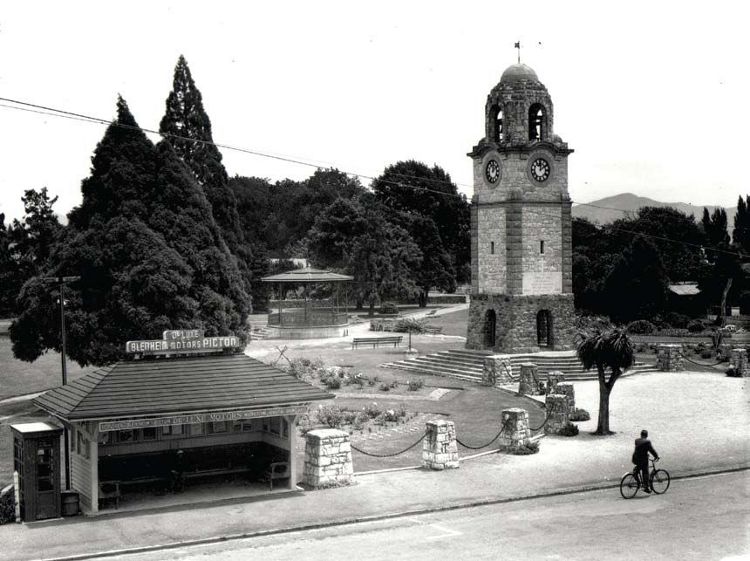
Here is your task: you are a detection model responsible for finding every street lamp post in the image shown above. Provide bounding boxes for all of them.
[41,275,80,491]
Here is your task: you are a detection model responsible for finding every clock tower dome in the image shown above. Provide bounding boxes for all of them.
[466,63,576,352]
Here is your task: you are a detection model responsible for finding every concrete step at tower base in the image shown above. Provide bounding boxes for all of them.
[381,348,657,382]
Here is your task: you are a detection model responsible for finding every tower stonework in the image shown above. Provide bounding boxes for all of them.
[466,64,575,353]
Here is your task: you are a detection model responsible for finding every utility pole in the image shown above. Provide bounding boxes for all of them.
[41,275,80,490]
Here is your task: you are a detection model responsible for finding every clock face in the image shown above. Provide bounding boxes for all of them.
[485,159,500,184]
[530,158,550,182]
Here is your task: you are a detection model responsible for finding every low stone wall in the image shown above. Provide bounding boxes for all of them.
[656,344,684,371]
[518,363,543,396]
[483,355,514,386]
[303,429,354,488]
[422,420,459,470]
[499,408,531,448]
[544,394,570,435]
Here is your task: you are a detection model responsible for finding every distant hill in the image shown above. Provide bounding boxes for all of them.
[572,193,735,232]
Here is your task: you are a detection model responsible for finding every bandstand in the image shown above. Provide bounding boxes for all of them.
[261,267,353,339]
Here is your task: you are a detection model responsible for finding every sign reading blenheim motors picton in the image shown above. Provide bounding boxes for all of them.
[125,329,241,355]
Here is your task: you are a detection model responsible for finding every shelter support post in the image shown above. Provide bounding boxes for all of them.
[285,415,297,490]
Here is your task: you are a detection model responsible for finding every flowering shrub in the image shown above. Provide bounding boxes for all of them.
[627,320,656,335]
[407,379,424,391]
[0,488,15,524]
[363,402,382,419]
[392,318,441,334]
[558,421,579,436]
[379,301,400,315]
[508,441,540,455]
[286,357,325,381]
[569,408,591,422]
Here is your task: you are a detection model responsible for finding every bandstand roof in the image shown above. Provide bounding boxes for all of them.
[261,267,353,283]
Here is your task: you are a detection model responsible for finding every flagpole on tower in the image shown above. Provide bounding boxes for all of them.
[515,41,521,64]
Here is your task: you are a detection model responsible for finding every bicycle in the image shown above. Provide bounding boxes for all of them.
[619,457,670,498]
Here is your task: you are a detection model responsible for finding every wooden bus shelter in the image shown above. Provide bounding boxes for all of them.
[262,267,353,339]
[32,330,331,514]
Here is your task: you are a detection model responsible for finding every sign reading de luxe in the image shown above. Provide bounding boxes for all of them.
[98,405,308,432]
[125,329,241,354]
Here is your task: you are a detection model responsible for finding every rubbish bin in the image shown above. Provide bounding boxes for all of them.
[61,491,79,517]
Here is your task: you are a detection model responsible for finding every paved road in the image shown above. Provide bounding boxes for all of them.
[106,471,749,561]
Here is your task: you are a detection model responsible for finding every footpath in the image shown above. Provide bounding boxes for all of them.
[4,370,749,561]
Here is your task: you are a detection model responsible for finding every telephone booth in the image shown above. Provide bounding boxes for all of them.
[11,422,63,521]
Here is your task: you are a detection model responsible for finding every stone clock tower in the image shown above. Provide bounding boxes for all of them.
[466,63,575,353]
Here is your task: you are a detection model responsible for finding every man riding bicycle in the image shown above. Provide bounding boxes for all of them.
[632,429,659,493]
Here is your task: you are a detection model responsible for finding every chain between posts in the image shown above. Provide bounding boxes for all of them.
[528,407,554,432]
[350,432,427,458]
[681,355,726,369]
[455,419,512,450]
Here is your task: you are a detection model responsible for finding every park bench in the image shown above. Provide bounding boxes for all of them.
[352,335,403,349]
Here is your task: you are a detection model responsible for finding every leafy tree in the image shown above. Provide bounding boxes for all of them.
[610,207,705,283]
[11,98,248,366]
[603,235,668,323]
[11,188,62,270]
[159,55,254,309]
[576,327,634,435]
[699,205,742,324]
[372,160,470,284]
[0,189,63,317]
[230,169,366,257]
[702,208,730,253]
[408,216,455,306]
[307,197,422,315]
[732,196,750,252]
[0,214,16,316]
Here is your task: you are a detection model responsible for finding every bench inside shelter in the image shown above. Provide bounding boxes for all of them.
[351,336,403,349]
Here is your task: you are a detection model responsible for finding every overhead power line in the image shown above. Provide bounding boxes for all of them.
[0,96,742,259]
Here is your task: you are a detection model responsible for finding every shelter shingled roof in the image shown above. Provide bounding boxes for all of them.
[33,354,332,422]
[261,267,353,283]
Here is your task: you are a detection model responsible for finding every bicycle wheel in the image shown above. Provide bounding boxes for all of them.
[620,473,639,499]
[650,469,670,494]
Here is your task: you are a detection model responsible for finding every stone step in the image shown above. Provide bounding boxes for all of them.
[381,349,657,383]
[385,360,483,379]
[412,357,484,375]
[379,362,482,382]
[424,353,487,368]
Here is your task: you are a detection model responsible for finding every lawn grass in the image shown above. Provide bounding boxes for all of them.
[0,336,96,399]
[333,385,546,472]
[419,308,468,337]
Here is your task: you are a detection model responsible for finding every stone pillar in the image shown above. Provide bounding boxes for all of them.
[556,382,575,411]
[656,344,684,371]
[544,394,570,435]
[731,348,749,377]
[518,363,542,396]
[482,355,513,386]
[303,429,354,488]
[499,408,531,449]
[546,371,565,394]
[422,420,459,470]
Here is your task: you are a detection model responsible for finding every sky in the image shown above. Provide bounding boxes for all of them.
[1,1,748,222]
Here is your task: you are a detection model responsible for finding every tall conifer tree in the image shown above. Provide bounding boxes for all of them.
[159,56,254,310]
[11,98,248,366]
